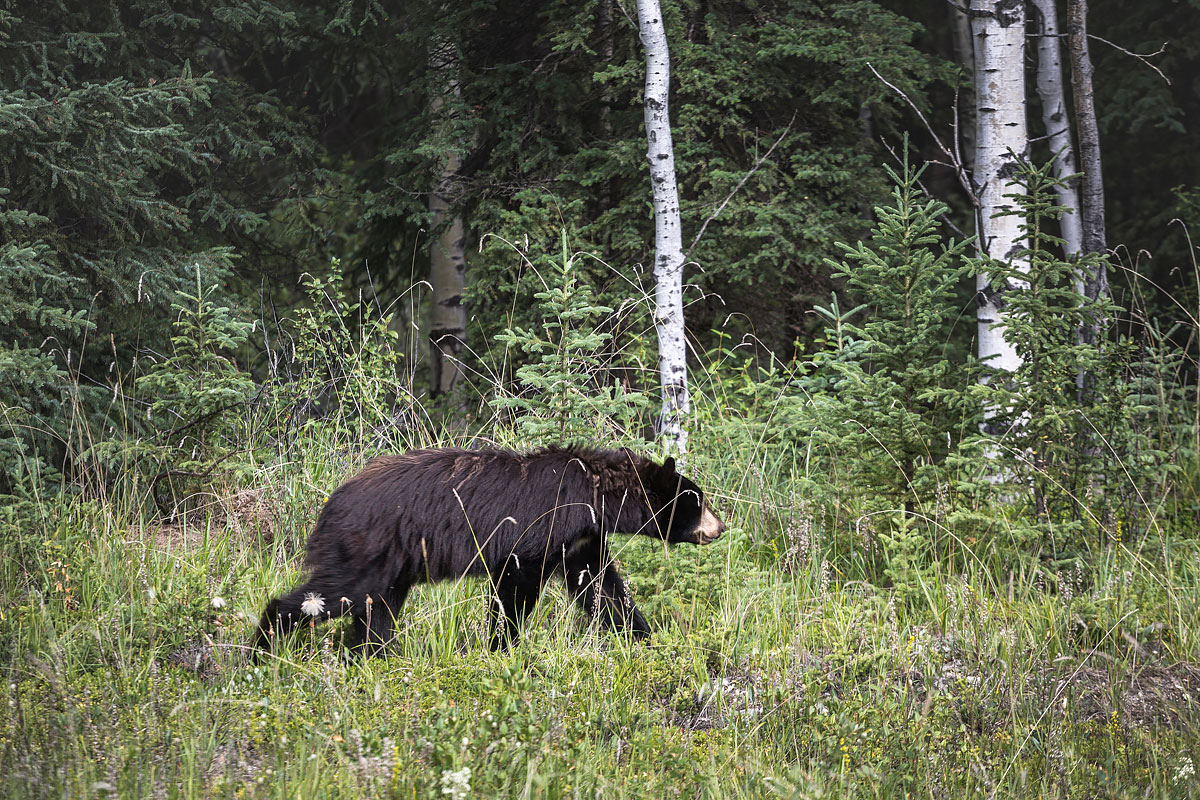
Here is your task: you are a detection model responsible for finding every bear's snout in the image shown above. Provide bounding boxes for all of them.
[696,506,725,544]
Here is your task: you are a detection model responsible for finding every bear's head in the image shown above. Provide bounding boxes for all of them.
[637,456,725,545]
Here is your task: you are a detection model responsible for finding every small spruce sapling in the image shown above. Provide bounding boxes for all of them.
[1111,321,1198,535]
[491,232,649,444]
[134,267,256,512]
[806,151,975,521]
[965,157,1121,550]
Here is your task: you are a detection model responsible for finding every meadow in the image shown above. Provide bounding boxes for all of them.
[6,2,1199,795]
[4,398,1198,800]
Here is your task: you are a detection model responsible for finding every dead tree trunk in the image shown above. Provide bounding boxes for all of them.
[1066,0,1110,304]
[949,1,976,172]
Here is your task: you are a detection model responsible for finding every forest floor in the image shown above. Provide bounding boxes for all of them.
[4,465,1200,800]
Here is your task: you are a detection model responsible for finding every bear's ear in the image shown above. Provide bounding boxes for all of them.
[661,456,676,473]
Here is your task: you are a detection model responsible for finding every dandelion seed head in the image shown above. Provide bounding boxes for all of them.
[210,596,227,609]
[301,592,325,617]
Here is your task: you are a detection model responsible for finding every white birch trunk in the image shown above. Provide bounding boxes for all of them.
[1031,0,1083,264]
[428,42,467,397]
[637,0,689,455]
[971,0,1029,377]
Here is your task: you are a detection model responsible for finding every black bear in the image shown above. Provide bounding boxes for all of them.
[252,446,724,656]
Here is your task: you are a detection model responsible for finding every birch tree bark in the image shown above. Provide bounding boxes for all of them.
[637,0,689,455]
[1031,0,1083,262]
[1066,0,1110,303]
[428,40,467,398]
[971,0,1029,377]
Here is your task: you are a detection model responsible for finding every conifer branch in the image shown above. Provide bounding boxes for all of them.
[684,114,795,261]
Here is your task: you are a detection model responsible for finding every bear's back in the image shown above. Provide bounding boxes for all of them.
[303,447,610,576]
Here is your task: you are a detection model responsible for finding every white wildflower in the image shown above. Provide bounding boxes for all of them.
[440,766,471,799]
[210,596,227,609]
[300,592,326,617]
[1175,757,1195,784]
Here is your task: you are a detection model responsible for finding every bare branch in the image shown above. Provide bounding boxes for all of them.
[950,78,967,185]
[865,62,977,205]
[684,113,795,260]
[1028,32,1169,84]
[1089,34,1170,84]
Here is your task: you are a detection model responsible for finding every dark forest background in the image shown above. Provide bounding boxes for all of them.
[4,0,1197,496]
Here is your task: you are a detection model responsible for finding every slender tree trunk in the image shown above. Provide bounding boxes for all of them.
[428,41,467,398]
[949,1,976,172]
[598,0,615,213]
[1066,0,1110,409]
[636,0,689,455]
[1031,0,1083,263]
[971,0,1029,378]
[857,102,875,226]
[1066,0,1110,301]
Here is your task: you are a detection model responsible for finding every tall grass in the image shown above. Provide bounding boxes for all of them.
[2,245,1199,799]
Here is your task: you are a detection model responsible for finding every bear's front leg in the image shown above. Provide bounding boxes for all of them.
[489,556,543,651]
[563,537,650,641]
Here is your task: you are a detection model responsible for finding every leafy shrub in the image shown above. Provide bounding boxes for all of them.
[275,258,422,450]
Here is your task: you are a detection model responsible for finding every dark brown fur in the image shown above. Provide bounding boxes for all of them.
[252,446,723,656]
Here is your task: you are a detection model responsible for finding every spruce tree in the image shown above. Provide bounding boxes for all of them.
[810,152,975,517]
[491,234,648,444]
[0,2,315,492]
[967,158,1122,547]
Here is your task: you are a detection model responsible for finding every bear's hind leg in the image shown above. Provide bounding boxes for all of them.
[563,538,650,641]
[347,582,410,658]
[252,577,349,657]
[489,557,543,651]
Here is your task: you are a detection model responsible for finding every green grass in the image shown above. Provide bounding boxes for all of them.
[3,417,1199,800]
